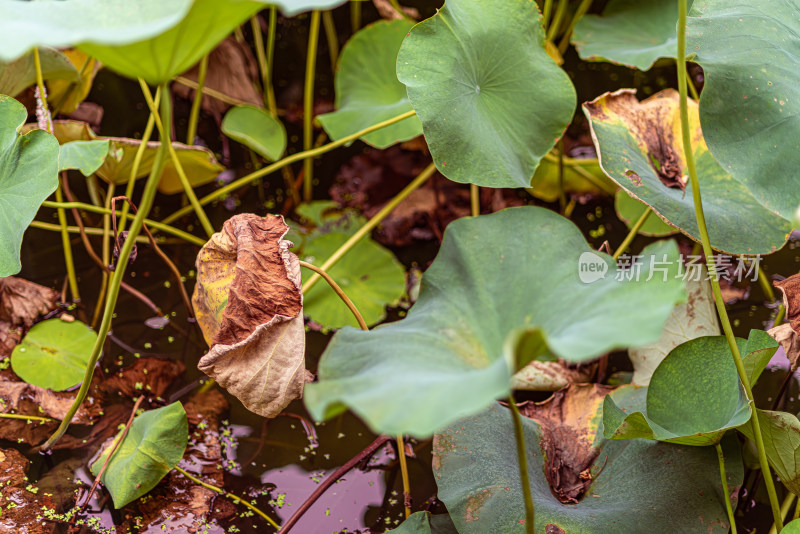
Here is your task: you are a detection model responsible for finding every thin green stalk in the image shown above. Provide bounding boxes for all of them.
[119,86,160,234]
[41,200,205,246]
[304,162,436,293]
[92,183,115,328]
[42,85,171,451]
[795,495,800,520]
[470,184,480,217]
[510,397,534,533]
[86,175,103,207]
[558,0,592,53]
[770,493,796,534]
[185,54,208,145]
[558,138,566,214]
[299,260,367,329]
[686,69,700,101]
[350,0,361,31]
[265,7,278,113]
[612,207,651,260]
[138,79,215,238]
[174,466,280,530]
[161,110,417,225]
[397,434,412,518]
[304,11,321,202]
[32,48,51,130]
[676,0,783,528]
[0,413,55,423]
[546,0,568,42]
[715,443,737,534]
[543,0,553,29]
[322,11,339,73]
[29,221,184,245]
[55,182,80,301]
[757,264,778,303]
[174,77,251,107]
[776,306,787,326]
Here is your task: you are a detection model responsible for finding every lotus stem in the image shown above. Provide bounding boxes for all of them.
[613,207,652,260]
[42,84,171,450]
[322,11,339,72]
[299,261,367,329]
[55,182,80,302]
[510,397,535,533]
[557,0,592,54]
[139,79,215,238]
[715,442,737,534]
[303,162,437,293]
[174,466,280,530]
[676,0,783,528]
[303,11,321,202]
[185,54,208,145]
[160,110,417,225]
[470,184,480,217]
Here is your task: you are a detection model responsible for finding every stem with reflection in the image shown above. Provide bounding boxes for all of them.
[42,84,171,451]
[676,0,783,528]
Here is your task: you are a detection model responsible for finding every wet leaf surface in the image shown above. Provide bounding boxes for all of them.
[11,318,97,391]
[193,214,308,418]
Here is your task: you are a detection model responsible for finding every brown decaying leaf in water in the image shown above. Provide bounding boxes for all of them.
[0,448,58,533]
[768,273,800,370]
[0,276,58,328]
[192,214,308,418]
[519,384,612,504]
[174,37,262,115]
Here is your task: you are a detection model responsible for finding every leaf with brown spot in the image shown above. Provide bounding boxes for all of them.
[768,274,800,371]
[192,214,307,418]
[519,384,611,503]
[511,360,596,392]
[434,395,742,533]
[584,88,790,255]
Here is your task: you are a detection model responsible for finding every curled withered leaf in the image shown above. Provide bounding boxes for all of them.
[769,274,800,371]
[192,214,307,418]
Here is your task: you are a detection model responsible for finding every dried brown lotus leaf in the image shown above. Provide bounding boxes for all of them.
[192,214,307,418]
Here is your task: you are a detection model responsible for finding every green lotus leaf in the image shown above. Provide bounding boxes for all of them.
[305,206,686,437]
[434,399,741,533]
[222,106,287,162]
[785,519,800,533]
[396,0,576,188]
[572,0,678,71]
[688,0,800,220]
[11,318,97,391]
[79,0,263,84]
[0,0,192,62]
[0,47,77,98]
[91,402,188,508]
[0,95,60,276]
[299,231,406,329]
[388,512,458,534]
[59,140,110,176]
[615,189,679,237]
[584,88,790,255]
[318,20,422,149]
[604,330,776,446]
